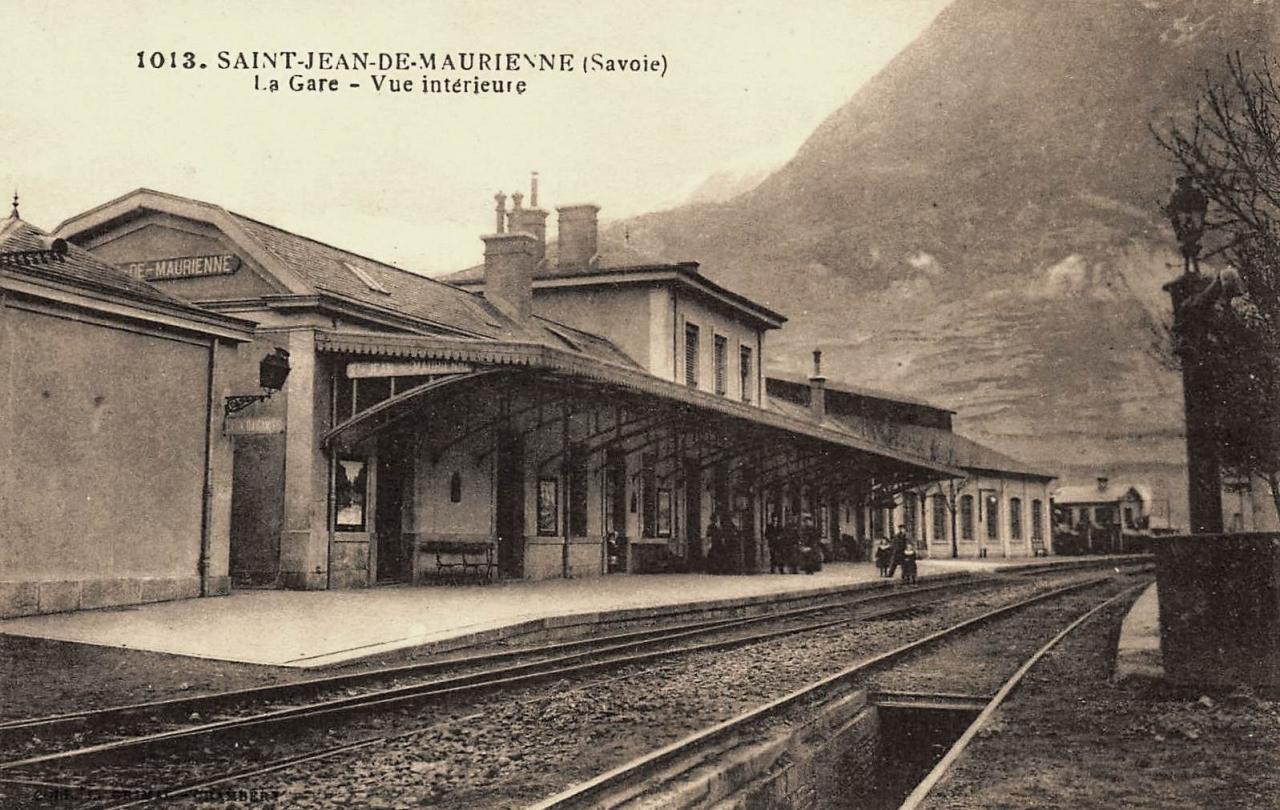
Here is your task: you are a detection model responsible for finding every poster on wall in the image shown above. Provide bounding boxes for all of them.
[335,459,367,531]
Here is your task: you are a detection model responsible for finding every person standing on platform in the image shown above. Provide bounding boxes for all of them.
[874,537,892,577]
[800,513,823,574]
[887,525,908,578]
[723,512,742,575]
[900,540,919,585]
[783,514,802,574]
[766,513,786,574]
[706,511,727,574]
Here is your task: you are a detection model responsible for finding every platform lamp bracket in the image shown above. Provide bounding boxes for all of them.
[224,348,292,417]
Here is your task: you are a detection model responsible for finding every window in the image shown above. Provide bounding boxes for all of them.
[986,494,999,540]
[713,335,728,396]
[342,261,390,294]
[334,459,368,531]
[684,323,700,387]
[567,447,589,537]
[641,454,657,537]
[537,478,559,536]
[603,450,626,536]
[960,495,974,540]
[1031,499,1044,540]
[1123,506,1135,529]
[872,506,886,538]
[932,495,947,544]
[740,345,753,402]
[1010,497,1023,540]
[904,493,918,539]
[449,471,462,503]
[656,489,673,537]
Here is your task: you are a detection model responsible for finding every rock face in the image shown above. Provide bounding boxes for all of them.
[611,0,1278,523]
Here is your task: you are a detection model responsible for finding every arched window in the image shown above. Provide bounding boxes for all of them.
[449,471,462,503]
[1010,497,1023,540]
[932,495,947,544]
[960,495,974,540]
[904,493,919,539]
[1031,499,1044,540]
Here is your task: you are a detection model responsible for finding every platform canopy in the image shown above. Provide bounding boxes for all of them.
[316,330,964,497]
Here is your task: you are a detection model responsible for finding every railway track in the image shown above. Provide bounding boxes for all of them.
[0,573,1064,807]
[0,564,1149,808]
[532,574,1146,809]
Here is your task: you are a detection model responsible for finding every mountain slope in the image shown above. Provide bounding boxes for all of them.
[609,0,1279,522]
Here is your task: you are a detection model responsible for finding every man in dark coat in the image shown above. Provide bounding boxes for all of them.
[887,525,908,578]
[766,514,785,574]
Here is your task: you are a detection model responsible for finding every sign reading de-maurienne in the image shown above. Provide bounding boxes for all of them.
[126,254,240,280]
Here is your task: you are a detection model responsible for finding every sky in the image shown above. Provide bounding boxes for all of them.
[1,0,952,274]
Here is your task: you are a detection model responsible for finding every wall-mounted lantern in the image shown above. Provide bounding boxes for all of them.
[225,347,292,417]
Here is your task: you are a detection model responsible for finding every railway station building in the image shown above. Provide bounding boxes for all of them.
[0,208,253,618]
[30,179,1056,613]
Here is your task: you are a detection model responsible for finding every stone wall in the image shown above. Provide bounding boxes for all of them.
[1154,532,1280,687]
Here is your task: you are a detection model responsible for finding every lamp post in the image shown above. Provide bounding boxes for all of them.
[1163,176,1224,534]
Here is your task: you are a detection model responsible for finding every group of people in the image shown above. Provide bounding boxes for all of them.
[764,513,823,575]
[874,526,918,584]
[704,511,744,575]
[711,514,919,583]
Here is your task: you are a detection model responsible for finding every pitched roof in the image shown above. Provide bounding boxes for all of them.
[53,188,636,368]
[228,212,516,338]
[766,373,953,414]
[1054,482,1153,505]
[760,380,1052,480]
[1,215,253,340]
[442,236,787,327]
[1,216,190,308]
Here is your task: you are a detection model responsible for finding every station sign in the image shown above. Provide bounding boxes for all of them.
[346,360,474,379]
[125,254,240,281]
[224,416,286,435]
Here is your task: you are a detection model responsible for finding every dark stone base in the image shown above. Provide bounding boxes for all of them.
[1154,533,1280,687]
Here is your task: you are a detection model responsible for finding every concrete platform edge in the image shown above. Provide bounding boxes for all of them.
[1113,581,1164,683]
[299,572,978,668]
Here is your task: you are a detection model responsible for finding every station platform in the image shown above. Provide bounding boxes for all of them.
[0,556,1129,669]
[1113,581,1164,682]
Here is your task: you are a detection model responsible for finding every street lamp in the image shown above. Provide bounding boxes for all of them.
[224,347,292,417]
[1168,175,1208,273]
[1164,175,1223,534]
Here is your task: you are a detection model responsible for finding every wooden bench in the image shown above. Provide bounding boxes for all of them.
[414,538,497,585]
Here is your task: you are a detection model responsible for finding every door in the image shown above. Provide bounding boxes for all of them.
[229,434,285,588]
[684,459,703,569]
[495,433,525,579]
[375,436,413,582]
[604,449,628,573]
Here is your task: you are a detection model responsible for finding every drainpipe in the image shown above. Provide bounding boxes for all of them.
[198,339,218,597]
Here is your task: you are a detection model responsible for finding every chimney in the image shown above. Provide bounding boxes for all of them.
[809,349,827,421]
[482,227,538,323]
[557,204,600,268]
[506,173,548,260]
[494,192,507,234]
[1097,476,1109,492]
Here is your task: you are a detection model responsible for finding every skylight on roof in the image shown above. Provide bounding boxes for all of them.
[342,261,390,294]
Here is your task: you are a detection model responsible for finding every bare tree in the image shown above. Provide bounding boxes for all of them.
[925,475,970,558]
[1153,53,1280,522]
